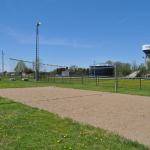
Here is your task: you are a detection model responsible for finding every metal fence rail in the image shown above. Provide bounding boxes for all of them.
[40,76,150,93]
[0,75,150,94]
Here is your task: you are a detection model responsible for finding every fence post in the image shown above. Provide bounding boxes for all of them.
[96,76,98,86]
[54,76,55,83]
[114,64,118,93]
[115,78,118,93]
[140,78,142,89]
[81,76,84,84]
[48,75,49,82]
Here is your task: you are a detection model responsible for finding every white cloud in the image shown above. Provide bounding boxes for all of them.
[40,37,94,48]
[0,25,96,49]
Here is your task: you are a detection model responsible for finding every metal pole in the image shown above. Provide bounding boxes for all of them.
[35,22,41,81]
[81,75,84,84]
[35,23,39,81]
[96,76,98,86]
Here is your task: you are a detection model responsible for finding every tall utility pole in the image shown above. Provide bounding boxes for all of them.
[35,21,41,81]
[2,50,4,75]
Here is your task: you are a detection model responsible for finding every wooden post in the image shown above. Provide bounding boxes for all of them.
[81,76,84,84]
[54,76,55,83]
[96,76,98,86]
[140,78,142,89]
[114,64,118,93]
[62,76,64,83]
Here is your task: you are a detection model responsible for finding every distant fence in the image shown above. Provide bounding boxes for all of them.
[40,75,150,93]
[0,74,150,94]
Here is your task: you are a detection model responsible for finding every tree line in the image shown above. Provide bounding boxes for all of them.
[13,60,150,77]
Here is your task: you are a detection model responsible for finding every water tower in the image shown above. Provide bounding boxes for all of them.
[142,45,150,68]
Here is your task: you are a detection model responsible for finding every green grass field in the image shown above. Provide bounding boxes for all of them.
[0,80,50,88]
[0,77,150,96]
[0,97,148,150]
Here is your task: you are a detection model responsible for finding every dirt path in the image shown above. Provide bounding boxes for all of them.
[0,86,150,146]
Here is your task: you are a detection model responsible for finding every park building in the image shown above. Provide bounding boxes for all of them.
[89,64,114,77]
[56,67,70,77]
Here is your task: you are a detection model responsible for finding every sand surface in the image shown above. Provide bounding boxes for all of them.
[0,86,150,146]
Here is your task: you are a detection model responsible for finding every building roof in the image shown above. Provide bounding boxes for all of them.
[90,64,114,67]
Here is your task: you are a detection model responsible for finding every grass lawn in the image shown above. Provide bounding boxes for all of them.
[0,80,51,89]
[0,78,150,96]
[0,97,148,150]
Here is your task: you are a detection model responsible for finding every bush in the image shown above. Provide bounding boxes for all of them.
[22,78,29,81]
[9,78,16,81]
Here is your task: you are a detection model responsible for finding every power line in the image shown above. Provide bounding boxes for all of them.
[9,58,33,64]
[9,57,67,68]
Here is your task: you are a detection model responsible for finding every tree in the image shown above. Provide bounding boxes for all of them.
[105,60,113,65]
[114,61,132,77]
[131,61,138,71]
[147,61,150,72]
[69,66,89,76]
[137,64,147,77]
[24,68,34,74]
[14,61,27,74]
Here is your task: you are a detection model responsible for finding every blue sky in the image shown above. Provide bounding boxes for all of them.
[0,0,150,70]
